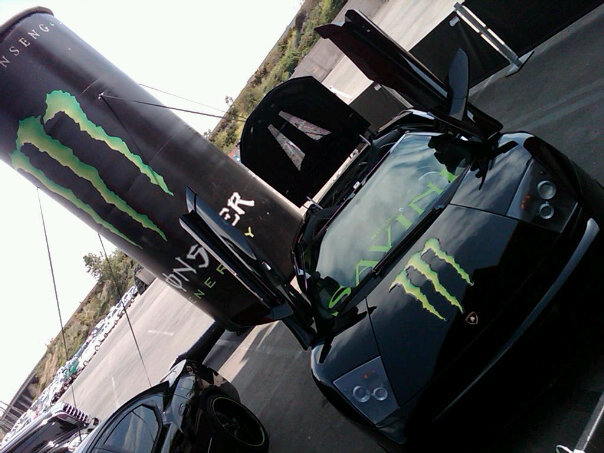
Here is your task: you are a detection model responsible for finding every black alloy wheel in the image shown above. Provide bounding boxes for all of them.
[205,394,268,452]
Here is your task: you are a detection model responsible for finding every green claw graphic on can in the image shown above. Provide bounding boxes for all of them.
[10,90,172,248]
[389,238,473,321]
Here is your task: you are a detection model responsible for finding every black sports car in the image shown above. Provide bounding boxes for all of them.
[180,10,603,452]
[0,403,96,453]
[73,360,268,453]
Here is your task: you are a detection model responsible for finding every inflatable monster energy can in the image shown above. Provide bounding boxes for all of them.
[0,8,301,329]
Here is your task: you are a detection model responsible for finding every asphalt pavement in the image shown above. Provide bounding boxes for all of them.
[469,4,604,184]
[62,281,215,418]
[62,280,382,452]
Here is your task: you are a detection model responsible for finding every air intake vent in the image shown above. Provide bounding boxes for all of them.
[60,402,90,425]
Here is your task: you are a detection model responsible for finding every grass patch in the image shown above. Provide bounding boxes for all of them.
[29,251,136,400]
[209,0,346,152]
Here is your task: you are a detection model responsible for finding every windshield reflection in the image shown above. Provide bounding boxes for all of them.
[303,133,468,316]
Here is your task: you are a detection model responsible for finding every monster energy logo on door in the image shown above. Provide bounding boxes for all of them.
[389,238,473,321]
[10,90,172,248]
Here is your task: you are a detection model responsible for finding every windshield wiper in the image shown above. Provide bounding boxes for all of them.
[372,205,443,276]
[372,159,471,276]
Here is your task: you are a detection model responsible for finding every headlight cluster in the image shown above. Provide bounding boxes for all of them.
[333,356,399,424]
[507,159,577,232]
[536,180,556,200]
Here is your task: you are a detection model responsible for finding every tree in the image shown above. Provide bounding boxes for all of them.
[83,250,135,300]
[83,252,103,279]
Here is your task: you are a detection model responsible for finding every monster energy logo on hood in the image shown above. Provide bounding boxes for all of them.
[11,90,172,248]
[390,237,473,321]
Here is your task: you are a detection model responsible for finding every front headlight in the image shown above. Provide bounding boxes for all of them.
[333,356,399,424]
[507,159,577,232]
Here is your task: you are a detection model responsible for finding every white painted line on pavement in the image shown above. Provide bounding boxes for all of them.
[111,376,120,409]
[147,329,175,336]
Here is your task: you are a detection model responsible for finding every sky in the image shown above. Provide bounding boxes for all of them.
[0,0,302,407]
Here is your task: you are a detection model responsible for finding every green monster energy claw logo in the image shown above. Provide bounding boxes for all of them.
[11,90,173,248]
[389,238,473,321]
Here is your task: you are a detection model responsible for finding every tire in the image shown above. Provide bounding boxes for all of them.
[204,394,268,453]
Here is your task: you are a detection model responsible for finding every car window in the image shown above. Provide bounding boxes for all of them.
[101,405,159,452]
[304,133,468,313]
[1,417,76,453]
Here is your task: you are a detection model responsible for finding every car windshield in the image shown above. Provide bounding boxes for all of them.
[301,132,468,315]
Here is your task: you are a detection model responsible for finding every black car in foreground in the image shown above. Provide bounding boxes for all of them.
[73,359,268,453]
[180,10,603,452]
[0,403,96,453]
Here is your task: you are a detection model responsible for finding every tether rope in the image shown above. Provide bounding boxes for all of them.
[139,83,228,115]
[99,93,247,122]
[97,234,152,388]
[36,189,81,440]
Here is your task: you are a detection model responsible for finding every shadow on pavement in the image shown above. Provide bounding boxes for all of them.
[207,322,382,453]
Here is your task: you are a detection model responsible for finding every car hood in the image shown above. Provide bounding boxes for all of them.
[365,204,558,410]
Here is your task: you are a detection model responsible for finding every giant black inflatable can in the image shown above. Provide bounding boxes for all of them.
[0,8,302,329]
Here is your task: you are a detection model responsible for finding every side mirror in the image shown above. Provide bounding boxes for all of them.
[446,48,469,120]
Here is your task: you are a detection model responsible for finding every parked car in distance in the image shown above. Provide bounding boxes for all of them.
[133,265,156,295]
[77,336,104,371]
[118,285,138,309]
[74,359,268,453]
